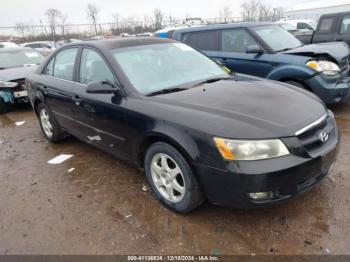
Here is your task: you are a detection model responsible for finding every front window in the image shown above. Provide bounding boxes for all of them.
[112,43,228,94]
[221,29,260,52]
[0,49,44,69]
[253,25,302,52]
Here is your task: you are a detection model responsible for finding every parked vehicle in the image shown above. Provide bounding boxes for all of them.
[22,41,56,56]
[0,42,19,48]
[172,23,350,104]
[295,12,350,45]
[0,47,44,113]
[27,38,339,212]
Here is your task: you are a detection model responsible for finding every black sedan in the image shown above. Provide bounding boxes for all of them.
[0,47,44,113]
[27,38,339,212]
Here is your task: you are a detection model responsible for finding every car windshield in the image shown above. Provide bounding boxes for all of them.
[111,43,228,94]
[253,25,303,52]
[0,49,44,69]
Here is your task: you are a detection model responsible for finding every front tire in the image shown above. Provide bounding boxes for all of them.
[37,103,65,143]
[144,142,205,213]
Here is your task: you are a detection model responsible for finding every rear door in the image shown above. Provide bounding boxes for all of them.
[39,47,79,130]
[216,28,274,77]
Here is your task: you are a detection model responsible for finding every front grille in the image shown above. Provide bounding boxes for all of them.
[339,58,349,76]
[296,115,337,157]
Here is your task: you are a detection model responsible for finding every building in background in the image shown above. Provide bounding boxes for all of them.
[284,0,350,21]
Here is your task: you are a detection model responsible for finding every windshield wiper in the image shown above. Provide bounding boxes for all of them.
[147,87,187,96]
[192,76,233,87]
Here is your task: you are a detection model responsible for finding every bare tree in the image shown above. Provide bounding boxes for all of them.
[153,8,164,30]
[14,22,26,39]
[86,3,100,35]
[241,0,260,22]
[258,3,273,21]
[219,6,232,23]
[112,13,120,31]
[45,8,62,42]
[60,14,69,37]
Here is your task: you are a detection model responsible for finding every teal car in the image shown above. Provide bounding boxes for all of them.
[172,23,350,104]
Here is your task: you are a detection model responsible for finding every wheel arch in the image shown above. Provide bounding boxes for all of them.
[137,132,198,170]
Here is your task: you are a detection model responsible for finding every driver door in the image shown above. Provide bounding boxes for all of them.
[70,47,129,158]
[215,29,274,78]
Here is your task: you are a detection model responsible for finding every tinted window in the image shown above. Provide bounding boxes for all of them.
[53,48,78,81]
[318,17,335,33]
[340,15,350,34]
[297,23,313,30]
[44,58,55,76]
[182,31,218,51]
[79,49,114,85]
[221,29,259,52]
[26,44,41,48]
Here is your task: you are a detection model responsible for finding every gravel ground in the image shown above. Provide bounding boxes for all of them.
[0,103,349,255]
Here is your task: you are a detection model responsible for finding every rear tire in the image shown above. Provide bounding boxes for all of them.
[0,97,7,114]
[37,103,65,143]
[144,142,205,213]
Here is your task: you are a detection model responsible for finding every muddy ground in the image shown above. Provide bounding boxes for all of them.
[0,104,349,255]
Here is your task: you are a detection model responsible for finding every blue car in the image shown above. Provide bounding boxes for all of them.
[172,23,350,104]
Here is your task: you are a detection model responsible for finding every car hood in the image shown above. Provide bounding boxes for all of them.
[282,42,350,63]
[0,65,37,81]
[148,77,327,139]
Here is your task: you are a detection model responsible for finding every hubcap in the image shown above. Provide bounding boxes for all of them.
[150,153,186,203]
[40,109,53,138]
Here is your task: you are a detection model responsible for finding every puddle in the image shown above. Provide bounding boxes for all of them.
[0,115,15,127]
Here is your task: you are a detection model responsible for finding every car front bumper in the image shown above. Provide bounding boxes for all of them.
[193,143,338,209]
[304,75,350,104]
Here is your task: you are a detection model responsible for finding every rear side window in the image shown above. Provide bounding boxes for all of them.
[79,48,114,85]
[340,15,350,34]
[221,29,260,52]
[52,48,78,81]
[318,17,335,33]
[182,31,219,51]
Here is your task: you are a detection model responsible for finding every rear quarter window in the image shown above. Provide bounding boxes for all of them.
[182,31,219,51]
[340,15,350,34]
[318,17,336,33]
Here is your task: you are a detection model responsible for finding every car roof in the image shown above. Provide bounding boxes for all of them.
[64,37,177,50]
[321,11,350,17]
[0,47,35,52]
[173,22,275,34]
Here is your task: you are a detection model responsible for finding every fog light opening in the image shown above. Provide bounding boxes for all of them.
[248,191,274,200]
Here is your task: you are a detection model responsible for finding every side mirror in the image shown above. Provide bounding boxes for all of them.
[246,46,264,54]
[86,81,120,95]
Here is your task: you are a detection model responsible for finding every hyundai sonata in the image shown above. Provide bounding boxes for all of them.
[27,38,339,212]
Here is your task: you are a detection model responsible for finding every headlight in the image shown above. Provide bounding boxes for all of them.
[213,137,289,161]
[0,81,18,88]
[306,60,340,76]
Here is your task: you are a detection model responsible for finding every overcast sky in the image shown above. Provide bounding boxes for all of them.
[1,0,310,27]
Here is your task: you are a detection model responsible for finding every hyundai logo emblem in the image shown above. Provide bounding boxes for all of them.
[319,131,329,143]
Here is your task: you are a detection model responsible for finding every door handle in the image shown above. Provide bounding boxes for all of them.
[72,95,81,106]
